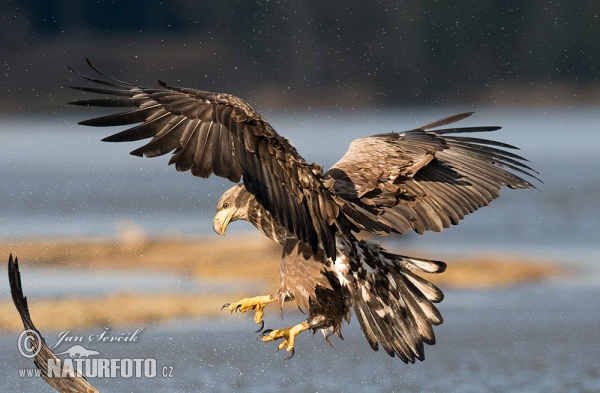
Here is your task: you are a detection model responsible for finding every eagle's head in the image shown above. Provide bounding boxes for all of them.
[213,184,254,235]
[214,184,288,245]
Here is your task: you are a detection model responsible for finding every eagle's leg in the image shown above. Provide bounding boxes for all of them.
[260,320,310,360]
[222,294,278,332]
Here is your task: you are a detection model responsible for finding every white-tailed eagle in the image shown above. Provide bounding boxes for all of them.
[69,59,538,361]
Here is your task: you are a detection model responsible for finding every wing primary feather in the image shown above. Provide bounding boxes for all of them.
[130,116,187,157]
[416,112,473,130]
[192,121,217,178]
[447,143,539,175]
[83,58,137,87]
[171,120,201,171]
[67,86,135,97]
[212,124,233,179]
[85,106,160,129]
[444,138,533,163]
[430,126,501,135]
[441,135,519,150]
[69,98,145,107]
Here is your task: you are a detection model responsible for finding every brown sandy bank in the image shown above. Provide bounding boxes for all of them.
[0,236,567,332]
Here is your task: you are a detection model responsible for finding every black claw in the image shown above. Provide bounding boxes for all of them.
[234,304,241,313]
[221,303,230,311]
[254,320,265,333]
[258,329,273,339]
[285,348,295,360]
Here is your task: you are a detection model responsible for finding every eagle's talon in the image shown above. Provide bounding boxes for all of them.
[285,348,295,360]
[224,295,277,330]
[260,321,309,359]
[259,329,273,339]
[221,303,230,311]
[277,340,289,351]
[254,320,265,333]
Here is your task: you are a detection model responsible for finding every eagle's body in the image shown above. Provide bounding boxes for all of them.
[217,185,445,361]
[70,59,538,361]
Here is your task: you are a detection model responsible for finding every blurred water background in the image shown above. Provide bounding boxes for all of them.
[1,107,600,391]
[2,283,600,393]
[1,106,599,266]
[1,1,600,391]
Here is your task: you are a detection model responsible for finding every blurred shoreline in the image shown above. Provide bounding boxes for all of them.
[0,235,567,332]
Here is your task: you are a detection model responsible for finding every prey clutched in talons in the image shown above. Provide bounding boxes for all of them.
[222,295,277,332]
[259,321,310,360]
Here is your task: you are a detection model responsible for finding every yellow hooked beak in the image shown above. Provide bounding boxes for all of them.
[213,207,236,236]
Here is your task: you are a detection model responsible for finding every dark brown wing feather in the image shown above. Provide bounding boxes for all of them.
[326,112,539,235]
[68,60,391,258]
[9,255,100,393]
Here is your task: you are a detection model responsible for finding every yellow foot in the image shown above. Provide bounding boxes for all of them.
[259,321,310,360]
[221,295,277,332]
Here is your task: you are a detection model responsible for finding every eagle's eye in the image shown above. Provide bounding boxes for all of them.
[222,202,230,209]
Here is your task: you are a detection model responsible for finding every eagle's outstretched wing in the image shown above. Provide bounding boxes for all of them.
[326,112,540,235]
[68,60,389,259]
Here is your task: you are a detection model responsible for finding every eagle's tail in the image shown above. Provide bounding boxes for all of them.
[332,237,445,363]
